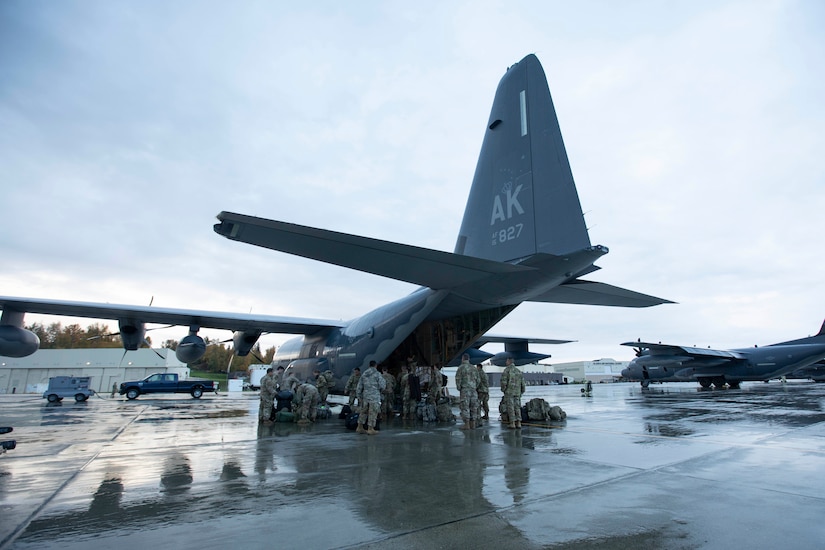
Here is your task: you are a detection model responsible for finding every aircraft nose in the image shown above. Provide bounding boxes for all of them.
[621,368,631,378]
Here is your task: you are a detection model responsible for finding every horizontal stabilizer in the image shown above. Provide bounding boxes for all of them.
[531,280,674,308]
[471,334,572,366]
[473,335,573,346]
[215,212,533,290]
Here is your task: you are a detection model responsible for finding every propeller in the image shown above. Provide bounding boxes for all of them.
[634,338,643,357]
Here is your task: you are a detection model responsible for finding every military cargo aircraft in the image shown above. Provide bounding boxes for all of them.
[0,54,671,390]
[620,321,825,388]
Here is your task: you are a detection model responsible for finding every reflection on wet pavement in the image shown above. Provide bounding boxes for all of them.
[1,381,824,549]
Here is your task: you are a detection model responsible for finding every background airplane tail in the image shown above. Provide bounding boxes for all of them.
[454,54,591,263]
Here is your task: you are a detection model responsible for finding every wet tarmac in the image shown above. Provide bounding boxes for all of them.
[1,381,825,549]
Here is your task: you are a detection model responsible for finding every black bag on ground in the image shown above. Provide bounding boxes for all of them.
[275,390,293,412]
[345,412,360,430]
[339,404,352,419]
[345,411,380,431]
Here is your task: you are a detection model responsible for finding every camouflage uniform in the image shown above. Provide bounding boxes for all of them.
[345,370,361,409]
[400,368,414,419]
[428,366,442,404]
[476,364,490,419]
[355,363,386,434]
[273,368,285,391]
[293,383,319,423]
[380,370,396,419]
[455,359,480,428]
[258,371,276,422]
[314,370,330,403]
[500,359,526,428]
[283,373,301,393]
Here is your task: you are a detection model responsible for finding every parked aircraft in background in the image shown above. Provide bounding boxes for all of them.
[620,321,825,388]
[0,54,670,390]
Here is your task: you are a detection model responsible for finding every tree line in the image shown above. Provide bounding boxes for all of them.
[26,322,276,373]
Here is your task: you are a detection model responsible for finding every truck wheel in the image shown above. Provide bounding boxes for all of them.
[126,388,140,400]
[74,394,88,402]
[47,394,59,403]
[191,387,204,399]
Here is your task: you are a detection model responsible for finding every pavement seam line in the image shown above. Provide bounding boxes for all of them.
[0,405,148,550]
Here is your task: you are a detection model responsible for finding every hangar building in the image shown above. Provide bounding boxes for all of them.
[551,358,630,383]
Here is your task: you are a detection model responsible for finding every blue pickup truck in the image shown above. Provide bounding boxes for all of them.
[119,373,216,400]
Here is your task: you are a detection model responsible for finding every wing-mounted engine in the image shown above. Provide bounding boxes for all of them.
[118,319,146,350]
[0,309,40,358]
[176,325,207,363]
[233,329,262,356]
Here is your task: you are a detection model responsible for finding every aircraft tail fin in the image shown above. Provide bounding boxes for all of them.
[454,54,591,263]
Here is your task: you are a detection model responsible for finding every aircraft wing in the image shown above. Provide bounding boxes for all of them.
[214,212,534,290]
[620,341,744,360]
[530,280,675,308]
[0,296,345,335]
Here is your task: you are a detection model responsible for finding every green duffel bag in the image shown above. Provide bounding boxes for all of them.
[275,410,295,423]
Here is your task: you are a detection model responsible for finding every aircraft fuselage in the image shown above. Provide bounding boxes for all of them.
[272,287,518,390]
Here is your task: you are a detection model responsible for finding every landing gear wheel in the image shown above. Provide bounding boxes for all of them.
[698,378,712,389]
[641,380,650,388]
[712,377,726,388]
[727,381,741,389]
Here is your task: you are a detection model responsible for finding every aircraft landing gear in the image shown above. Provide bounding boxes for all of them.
[641,380,650,388]
[698,378,712,389]
[712,376,726,388]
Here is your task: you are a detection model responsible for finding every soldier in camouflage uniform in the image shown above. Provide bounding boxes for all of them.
[345,367,361,410]
[314,369,330,403]
[428,365,442,405]
[283,372,301,393]
[273,365,285,391]
[293,382,319,424]
[355,361,385,435]
[399,365,414,419]
[455,354,480,429]
[380,366,396,420]
[476,363,490,420]
[500,356,526,429]
[258,367,276,423]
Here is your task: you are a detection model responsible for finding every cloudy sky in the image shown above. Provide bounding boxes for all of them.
[1,0,823,364]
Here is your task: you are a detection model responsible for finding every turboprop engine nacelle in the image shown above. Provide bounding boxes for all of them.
[0,326,40,358]
[118,319,146,351]
[233,329,262,356]
[176,333,207,363]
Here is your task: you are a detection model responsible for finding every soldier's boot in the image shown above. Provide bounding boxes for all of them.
[475,418,482,427]
[356,424,366,434]
[469,420,476,429]
[515,420,522,429]
[508,422,516,429]
[459,418,471,430]
[367,427,378,435]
